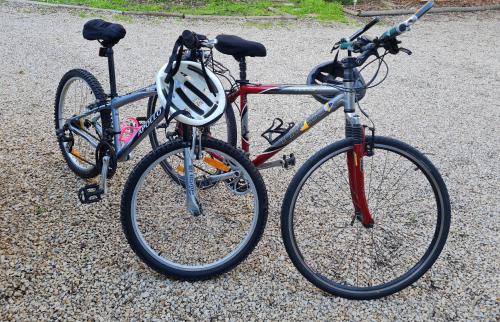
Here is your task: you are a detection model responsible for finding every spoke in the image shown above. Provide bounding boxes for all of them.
[314,168,351,204]
[356,223,360,285]
[309,177,353,218]
[372,154,404,211]
[376,196,429,210]
[370,151,401,207]
[374,164,418,212]
[367,153,374,202]
[331,156,350,187]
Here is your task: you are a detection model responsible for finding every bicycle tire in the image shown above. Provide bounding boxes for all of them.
[121,137,268,279]
[281,136,451,300]
[54,69,105,178]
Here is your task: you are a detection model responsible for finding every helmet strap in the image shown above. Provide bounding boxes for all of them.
[164,36,184,83]
[200,59,216,95]
[333,50,339,65]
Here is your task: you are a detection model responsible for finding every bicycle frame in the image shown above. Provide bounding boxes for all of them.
[227,65,374,227]
[67,83,346,166]
[227,84,345,167]
[65,84,160,162]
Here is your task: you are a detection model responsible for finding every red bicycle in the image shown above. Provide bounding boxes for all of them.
[148,0,450,300]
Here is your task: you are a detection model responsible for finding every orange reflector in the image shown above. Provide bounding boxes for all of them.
[204,156,230,172]
[176,164,185,174]
[71,148,82,159]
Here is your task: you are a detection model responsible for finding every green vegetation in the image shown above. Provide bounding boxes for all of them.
[111,13,133,22]
[34,206,47,215]
[38,0,346,22]
[174,0,275,16]
[243,21,276,29]
[40,0,164,12]
[279,0,345,21]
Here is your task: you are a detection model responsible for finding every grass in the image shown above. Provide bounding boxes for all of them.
[242,21,275,29]
[34,206,47,215]
[280,0,345,21]
[37,0,346,22]
[111,13,133,22]
[39,0,164,12]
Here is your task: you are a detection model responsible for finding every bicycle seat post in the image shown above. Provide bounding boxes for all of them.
[238,57,247,83]
[99,46,118,98]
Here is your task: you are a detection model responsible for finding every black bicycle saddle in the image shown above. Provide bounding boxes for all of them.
[215,34,266,60]
[83,19,126,47]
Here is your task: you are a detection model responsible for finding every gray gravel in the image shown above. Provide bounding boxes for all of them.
[1,1,499,320]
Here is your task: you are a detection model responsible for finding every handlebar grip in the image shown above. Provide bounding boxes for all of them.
[348,17,380,41]
[365,17,380,30]
[379,0,434,41]
[415,0,434,18]
[197,33,208,41]
[181,30,197,49]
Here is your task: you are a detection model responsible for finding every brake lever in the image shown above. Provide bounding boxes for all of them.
[331,39,343,53]
[399,47,412,55]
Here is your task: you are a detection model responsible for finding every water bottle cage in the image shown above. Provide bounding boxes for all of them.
[261,118,295,145]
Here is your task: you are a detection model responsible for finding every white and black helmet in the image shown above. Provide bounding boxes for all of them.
[156,61,226,127]
[307,60,366,104]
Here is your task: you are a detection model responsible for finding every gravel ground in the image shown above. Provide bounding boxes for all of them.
[1,2,499,320]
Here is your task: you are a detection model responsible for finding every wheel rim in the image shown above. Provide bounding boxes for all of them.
[130,146,260,271]
[286,142,447,294]
[57,77,100,172]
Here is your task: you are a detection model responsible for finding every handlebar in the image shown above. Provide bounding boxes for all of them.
[348,17,380,41]
[181,30,198,49]
[333,0,434,66]
[379,0,434,41]
[181,30,216,50]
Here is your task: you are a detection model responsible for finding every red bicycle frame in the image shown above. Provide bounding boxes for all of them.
[226,82,374,226]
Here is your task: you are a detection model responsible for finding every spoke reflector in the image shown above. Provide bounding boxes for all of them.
[204,156,230,172]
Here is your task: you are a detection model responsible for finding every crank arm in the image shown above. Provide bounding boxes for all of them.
[200,171,241,186]
[99,156,110,194]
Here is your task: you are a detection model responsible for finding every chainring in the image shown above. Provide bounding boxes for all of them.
[95,141,117,179]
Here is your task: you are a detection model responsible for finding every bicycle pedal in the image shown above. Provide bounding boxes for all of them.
[78,184,104,204]
[136,117,147,125]
[283,153,296,169]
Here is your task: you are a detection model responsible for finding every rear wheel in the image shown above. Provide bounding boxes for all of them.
[54,69,105,178]
[281,136,451,300]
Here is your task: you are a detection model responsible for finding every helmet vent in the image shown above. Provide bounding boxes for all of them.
[175,88,204,115]
[184,81,213,106]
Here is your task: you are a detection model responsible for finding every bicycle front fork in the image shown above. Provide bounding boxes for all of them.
[346,114,374,228]
[182,126,202,216]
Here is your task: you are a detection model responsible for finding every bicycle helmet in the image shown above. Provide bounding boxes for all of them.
[307,60,366,104]
[156,61,226,127]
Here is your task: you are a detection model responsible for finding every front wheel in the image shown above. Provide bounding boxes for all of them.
[281,136,451,300]
[121,137,268,279]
